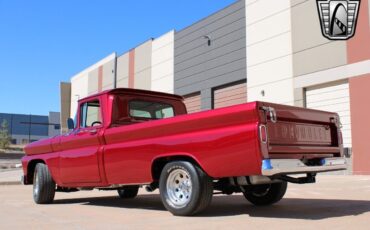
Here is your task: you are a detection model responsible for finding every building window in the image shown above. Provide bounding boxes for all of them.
[54,124,61,130]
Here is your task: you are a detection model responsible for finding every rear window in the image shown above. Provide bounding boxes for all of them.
[129,100,175,119]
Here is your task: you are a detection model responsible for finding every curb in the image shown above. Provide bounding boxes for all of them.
[0,181,21,186]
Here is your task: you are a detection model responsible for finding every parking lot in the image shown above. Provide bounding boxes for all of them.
[0,175,369,229]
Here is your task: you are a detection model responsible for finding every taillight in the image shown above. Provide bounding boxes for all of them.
[259,124,268,143]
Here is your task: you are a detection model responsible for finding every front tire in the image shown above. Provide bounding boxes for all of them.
[242,182,287,206]
[117,186,139,199]
[159,161,213,216]
[33,163,56,204]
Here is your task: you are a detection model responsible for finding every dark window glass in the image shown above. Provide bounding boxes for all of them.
[129,100,175,120]
[54,124,61,130]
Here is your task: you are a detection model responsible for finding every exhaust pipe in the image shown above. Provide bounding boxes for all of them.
[145,183,158,192]
[229,175,280,186]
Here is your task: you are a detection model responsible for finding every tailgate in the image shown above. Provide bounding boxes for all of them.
[257,102,343,159]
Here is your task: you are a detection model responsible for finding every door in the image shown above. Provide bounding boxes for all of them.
[213,81,247,109]
[305,81,352,148]
[59,99,103,184]
[184,93,201,114]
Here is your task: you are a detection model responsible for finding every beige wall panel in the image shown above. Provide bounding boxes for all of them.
[70,73,89,118]
[152,76,173,93]
[248,79,294,105]
[116,77,129,88]
[294,60,370,88]
[88,68,99,95]
[70,53,116,118]
[116,53,129,88]
[152,46,173,67]
[60,82,71,133]
[151,60,173,93]
[184,93,201,113]
[291,0,337,53]
[134,40,152,90]
[152,34,174,66]
[151,59,173,81]
[246,0,290,25]
[293,87,305,107]
[152,31,174,93]
[135,40,152,72]
[247,10,291,46]
[246,0,294,106]
[248,55,293,87]
[135,69,151,90]
[245,0,258,6]
[290,0,307,5]
[102,59,115,90]
[247,32,292,67]
[293,42,347,77]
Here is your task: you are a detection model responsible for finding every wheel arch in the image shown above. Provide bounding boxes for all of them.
[151,153,207,181]
[26,159,46,184]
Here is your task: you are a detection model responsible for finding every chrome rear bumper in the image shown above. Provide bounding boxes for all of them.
[261,158,347,176]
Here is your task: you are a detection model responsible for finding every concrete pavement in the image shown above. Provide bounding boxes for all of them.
[0,175,369,229]
[0,169,22,185]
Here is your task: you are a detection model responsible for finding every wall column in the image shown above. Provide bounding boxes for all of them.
[349,74,370,175]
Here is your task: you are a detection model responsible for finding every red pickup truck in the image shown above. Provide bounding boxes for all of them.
[22,88,346,216]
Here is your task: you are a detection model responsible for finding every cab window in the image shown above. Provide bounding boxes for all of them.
[129,100,175,120]
[80,100,102,128]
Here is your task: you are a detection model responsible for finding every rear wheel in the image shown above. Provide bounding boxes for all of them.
[117,186,139,199]
[242,182,287,206]
[33,163,56,204]
[159,161,213,216]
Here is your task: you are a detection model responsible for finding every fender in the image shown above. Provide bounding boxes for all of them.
[151,152,207,180]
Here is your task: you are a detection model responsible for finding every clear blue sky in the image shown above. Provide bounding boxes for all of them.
[0,0,236,115]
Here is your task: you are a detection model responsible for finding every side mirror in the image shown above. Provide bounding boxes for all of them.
[67,118,75,130]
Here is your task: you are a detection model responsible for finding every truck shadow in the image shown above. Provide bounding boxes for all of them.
[53,194,370,219]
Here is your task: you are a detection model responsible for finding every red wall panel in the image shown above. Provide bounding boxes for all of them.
[347,0,370,63]
[349,74,370,175]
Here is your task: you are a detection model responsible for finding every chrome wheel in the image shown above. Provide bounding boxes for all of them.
[166,169,192,208]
